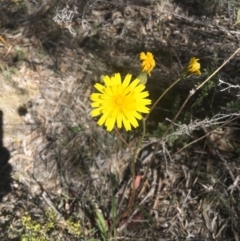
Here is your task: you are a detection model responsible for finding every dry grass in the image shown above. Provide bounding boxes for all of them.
[0,0,240,240]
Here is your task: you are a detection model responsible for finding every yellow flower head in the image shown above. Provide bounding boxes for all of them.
[139,52,155,76]
[90,73,151,131]
[187,57,201,75]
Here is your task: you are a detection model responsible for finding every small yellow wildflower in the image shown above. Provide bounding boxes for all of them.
[187,57,201,75]
[139,52,155,76]
[90,73,151,131]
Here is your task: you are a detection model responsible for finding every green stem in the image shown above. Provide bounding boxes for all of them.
[145,75,184,120]
[163,89,194,137]
[162,47,240,137]
[129,118,146,213]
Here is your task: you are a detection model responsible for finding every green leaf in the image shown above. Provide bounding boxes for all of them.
[95,209,108,235]
[111,194,117,220]
[137,72,148,85]
[234,8,240,26]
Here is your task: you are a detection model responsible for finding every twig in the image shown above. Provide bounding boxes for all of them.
[173,114,240,155]
[163,46,240,137]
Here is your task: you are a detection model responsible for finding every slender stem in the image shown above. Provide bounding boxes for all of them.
[113,118,146,205]
[114,127,133,153]
[196,47,240,91]
[163,46,240,137]
[130,118,146,205]
[120,118,146,221]
[145,76,183,120]
[163,90,194,137]
[173,114,240,155]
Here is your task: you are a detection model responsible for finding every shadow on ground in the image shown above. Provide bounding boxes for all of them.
[0,110,12,202]
[173,0,219,16]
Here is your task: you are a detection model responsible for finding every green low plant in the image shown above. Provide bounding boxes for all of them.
[21,209,82,241]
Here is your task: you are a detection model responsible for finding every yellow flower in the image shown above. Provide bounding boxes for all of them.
[187,57,201,75]
[139,52,155,75]
[90,73,151,131]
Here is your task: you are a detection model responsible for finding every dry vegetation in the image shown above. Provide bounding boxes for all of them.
[0,0,240,240]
